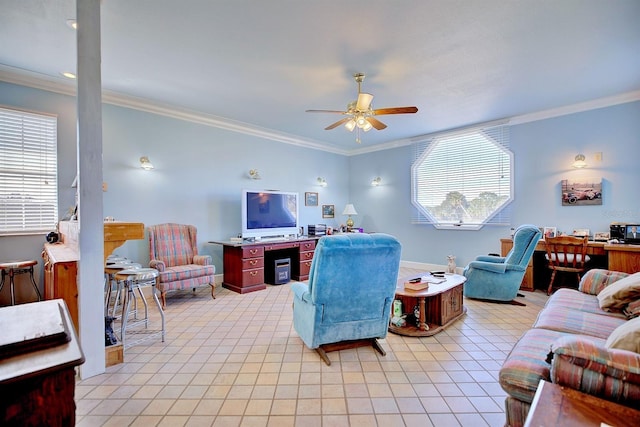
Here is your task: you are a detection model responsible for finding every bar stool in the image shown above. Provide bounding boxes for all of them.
[104,260,141,317]
[0,259,42,305]
[114,267,165,349]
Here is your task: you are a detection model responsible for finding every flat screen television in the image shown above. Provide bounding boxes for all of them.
[242,189,299,239]
[625,224,640,244]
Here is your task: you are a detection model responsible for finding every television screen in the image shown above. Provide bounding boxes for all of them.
[626,225,640,243]
[242,190,299,239]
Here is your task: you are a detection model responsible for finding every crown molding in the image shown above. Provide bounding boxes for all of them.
[2,64,638,157]
[0,64,349,156]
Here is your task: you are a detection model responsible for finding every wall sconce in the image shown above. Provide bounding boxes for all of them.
[249,169,261,180]
[139,156,154,170]
[371,177,382,186]
[572,154,587,169]
[317,177,327,187]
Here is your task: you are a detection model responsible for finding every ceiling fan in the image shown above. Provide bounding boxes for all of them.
[306,72,418,143]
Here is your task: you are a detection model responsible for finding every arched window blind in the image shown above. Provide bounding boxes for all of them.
[411,121,513,230]
[0,107,58,235]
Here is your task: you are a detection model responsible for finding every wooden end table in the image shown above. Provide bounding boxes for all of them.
[389,273,466,337]
[525,380,640,427]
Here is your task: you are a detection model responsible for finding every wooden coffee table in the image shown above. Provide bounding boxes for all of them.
[389,273,466,337]
[525,380,640,426]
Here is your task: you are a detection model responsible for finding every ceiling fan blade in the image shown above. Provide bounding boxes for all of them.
[325,117,351,130]
[306,109,346,114]
[366,117,387,130]
[372,106,418,115]
[356,93,374,111]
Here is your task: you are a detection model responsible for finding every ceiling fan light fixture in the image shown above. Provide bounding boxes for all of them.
[344,119,356,132]
[356,115,367,127]
[362,120,373,132]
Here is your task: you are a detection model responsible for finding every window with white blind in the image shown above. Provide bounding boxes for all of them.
[0,107,58,235]
[411,122,513,230]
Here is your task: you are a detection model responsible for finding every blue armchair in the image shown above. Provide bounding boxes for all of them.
[291,233,402,365]
[463,224,542,304]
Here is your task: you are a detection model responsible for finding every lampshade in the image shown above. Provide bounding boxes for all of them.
[139,156,154,170]
[572,154,587,168]
[342,204,357,216]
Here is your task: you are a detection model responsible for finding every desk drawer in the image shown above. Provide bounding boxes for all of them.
[300,240,316,251]
[242,257,264,270]
[242,246,264,258]
[299,260,313,277]
[242,268,264,285]
[300,251,314,261]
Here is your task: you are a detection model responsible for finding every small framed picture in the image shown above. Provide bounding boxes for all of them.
[322,204,334,218]
[572,228,590,238]
[305,192,318,206]
[594,231,610,242]
[543,227,557,239]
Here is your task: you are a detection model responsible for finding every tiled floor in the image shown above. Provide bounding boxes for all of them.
[76,268,549,427]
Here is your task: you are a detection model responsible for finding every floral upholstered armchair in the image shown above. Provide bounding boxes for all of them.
[148,223,215,308]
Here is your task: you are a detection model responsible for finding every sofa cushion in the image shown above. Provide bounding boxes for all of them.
[597,271,640,311]
[579,269,630,295]
[606,317,640,353]
[533,307,626,339]
[499,328,568,403]
[624,299,640,319]
[543,288,626,319]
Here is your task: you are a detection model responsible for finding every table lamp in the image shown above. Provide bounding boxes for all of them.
[342,204,358,230]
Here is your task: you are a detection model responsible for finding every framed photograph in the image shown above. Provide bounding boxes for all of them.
[543,227,557,239]
[561,178,602,206]
[594,231,610,242]
[322,204,334,218]
[305,192,318,207]
[572,228,590,238]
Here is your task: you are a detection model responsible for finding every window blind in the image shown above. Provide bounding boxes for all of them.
[0,107,58,235]
[411,122,513,229]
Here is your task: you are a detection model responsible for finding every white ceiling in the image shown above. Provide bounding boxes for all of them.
[1,0,640,154]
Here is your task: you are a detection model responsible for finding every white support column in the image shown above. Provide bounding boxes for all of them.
[76,0,105,378]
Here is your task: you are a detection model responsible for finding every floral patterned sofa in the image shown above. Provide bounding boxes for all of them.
[499,269,640,427]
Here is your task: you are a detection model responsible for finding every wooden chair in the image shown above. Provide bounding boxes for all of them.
[545,236,589,295]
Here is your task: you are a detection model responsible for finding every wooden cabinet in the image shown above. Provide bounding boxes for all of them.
[42,243,79,333]
[604,244,640,273]
[297,239,316,281]
[222,245,266,294]
[216,237,317,294]
[426,284,463,326]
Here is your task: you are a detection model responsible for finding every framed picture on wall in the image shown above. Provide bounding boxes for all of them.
[305,192,318,206]
[322,204,334,218]
[561,178,603,206]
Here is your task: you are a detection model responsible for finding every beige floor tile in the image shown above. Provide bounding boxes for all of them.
[76,270,548,426]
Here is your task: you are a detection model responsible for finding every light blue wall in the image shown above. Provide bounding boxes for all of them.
[1,80,639,302]
[349,101,640,267]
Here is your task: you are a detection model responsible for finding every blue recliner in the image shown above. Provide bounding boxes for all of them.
[463,224,542,304]
[291,233,402,365]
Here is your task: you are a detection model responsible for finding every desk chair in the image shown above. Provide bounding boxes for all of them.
[545,235,589,295]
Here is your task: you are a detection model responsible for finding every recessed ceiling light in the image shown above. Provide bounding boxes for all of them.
[61,72,77,79]
[66,19,78,30]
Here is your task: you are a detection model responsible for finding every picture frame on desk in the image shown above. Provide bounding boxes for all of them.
[594,231,610,242]
[305,192,318,206]
[543,227,557,239]
[572,228,590,238]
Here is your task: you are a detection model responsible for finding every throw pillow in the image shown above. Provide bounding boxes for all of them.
[597,272,640,311]
[605,317,640,353]
[624,299,640,319]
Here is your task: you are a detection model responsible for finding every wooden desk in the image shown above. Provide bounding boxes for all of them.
[211,237,318,294]
[525,380,640,427]
[500,238,639,291]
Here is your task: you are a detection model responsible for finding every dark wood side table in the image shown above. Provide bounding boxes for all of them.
[525,380,640,427]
